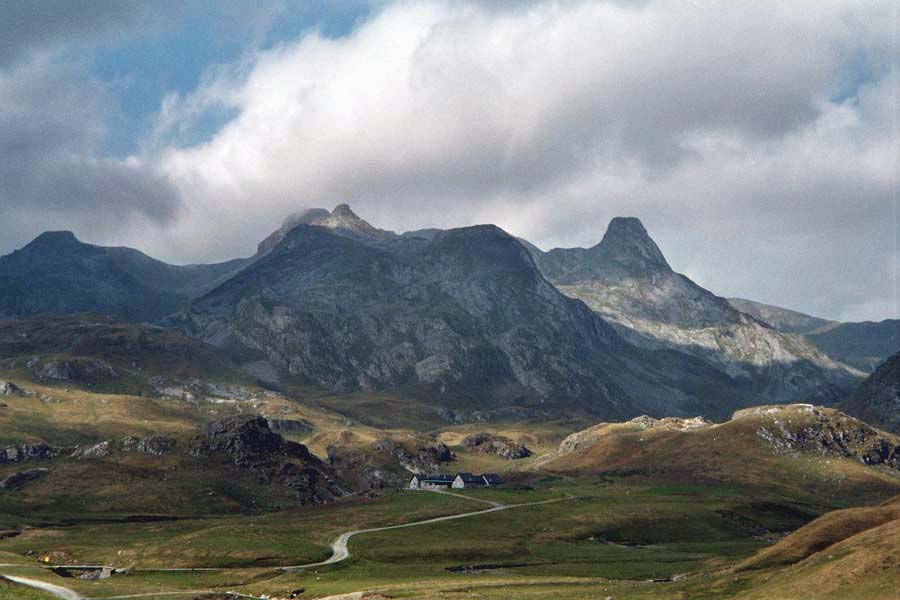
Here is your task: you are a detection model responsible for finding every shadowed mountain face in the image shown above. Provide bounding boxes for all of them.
[0,231,251,323]
[527,218,861,404]
[843,352,900,434]
[177,219,759,420]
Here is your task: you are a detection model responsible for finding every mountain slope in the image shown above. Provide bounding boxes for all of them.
[843,351,900,434]
[0,232,185,322]
[528,218,861,404]
[178,214,763,421]
[0,231,253,323]
[728,297,835,334]
[805,320,900,372]
[727,298,898,373]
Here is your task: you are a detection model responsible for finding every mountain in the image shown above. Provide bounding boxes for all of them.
[843,351,900,434]
[177,211,764,421]
[527,217,861,404]
[805,320,900,372]
[0,231,251,323]
[727,298,835,334]
[727,298,899,372]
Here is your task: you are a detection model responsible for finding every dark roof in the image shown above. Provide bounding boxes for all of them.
[415,474,454,483]
[482,473,503,485]
[456,472,485,484]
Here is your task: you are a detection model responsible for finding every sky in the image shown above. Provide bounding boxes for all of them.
[0,0,897,322]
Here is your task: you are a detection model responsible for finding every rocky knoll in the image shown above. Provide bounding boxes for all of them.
[843,352,900,434]
[741,404,900,468]
[191,415,344,503]
[527,217,861,405]
[461,432,532,459]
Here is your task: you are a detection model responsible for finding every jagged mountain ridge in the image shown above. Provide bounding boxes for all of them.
[178,219,760,420]
[0,205,865,420]
[526,217,861,404]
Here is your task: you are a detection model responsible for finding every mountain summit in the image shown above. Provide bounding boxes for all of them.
[595,216,670,272]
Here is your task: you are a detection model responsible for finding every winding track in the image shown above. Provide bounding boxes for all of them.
[2,493,573,599]
[280,495,571,571]
[1,574,83,600]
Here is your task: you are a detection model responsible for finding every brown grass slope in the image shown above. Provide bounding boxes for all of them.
[540,405,900,503]
[732,498,900,600]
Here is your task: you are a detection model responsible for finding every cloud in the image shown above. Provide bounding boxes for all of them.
[0,1,161,67]
[146,0,897,320]
[0,57,181,251]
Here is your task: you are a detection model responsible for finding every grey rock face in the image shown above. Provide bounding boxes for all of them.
[529,217,861,405]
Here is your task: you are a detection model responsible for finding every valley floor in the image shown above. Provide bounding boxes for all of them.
[2,480,898,600]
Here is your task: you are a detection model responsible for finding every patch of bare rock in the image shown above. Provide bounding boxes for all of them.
[461,432,532,459]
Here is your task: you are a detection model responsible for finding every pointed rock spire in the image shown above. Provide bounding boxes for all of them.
[595,217,670,272]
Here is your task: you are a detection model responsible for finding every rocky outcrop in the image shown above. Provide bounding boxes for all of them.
[192,415,343,503]
[843,352,900,434]
[1,442,59,464]
[0,468,48,490]
[72,441,111,459]
[736,404,900,468]
[26,356,118,383]
[146,377,268,404]
[461,433,532,459]
[120,436,176,456]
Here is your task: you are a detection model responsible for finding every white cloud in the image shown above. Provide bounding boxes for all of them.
[63,0,900,320]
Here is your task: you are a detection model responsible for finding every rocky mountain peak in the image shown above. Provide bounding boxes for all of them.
[256,204,392,256]
[595,217,670,272]
[22,230,85,253]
